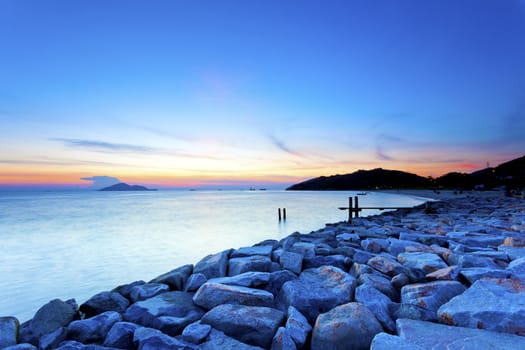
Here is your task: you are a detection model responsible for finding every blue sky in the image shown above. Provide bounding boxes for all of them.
[1,0,524,188]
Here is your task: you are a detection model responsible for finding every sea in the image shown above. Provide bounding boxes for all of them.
[0,189,429,322]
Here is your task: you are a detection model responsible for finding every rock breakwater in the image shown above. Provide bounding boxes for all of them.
[1,193,524,349]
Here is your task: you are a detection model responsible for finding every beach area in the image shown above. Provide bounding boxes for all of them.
[1,191,524,349]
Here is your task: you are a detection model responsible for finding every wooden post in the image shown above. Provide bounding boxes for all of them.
[278,208,282,221]
[348,196,353,223]
[283,208,286,220]
[354,196,359,218]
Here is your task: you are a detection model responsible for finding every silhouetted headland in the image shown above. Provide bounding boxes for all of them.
[99,183,157,191]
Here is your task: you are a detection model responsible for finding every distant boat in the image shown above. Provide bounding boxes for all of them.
[357,192,367,195]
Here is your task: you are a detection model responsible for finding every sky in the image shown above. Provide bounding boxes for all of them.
[1,0,525,189]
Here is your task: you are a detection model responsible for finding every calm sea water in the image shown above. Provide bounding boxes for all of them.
[0,190,428,321]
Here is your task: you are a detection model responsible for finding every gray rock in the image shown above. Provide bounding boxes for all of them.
[231,245,273,258]
[349,263,375,277]
[201,304,285,348]
[391,273,410,290]
[149,264,193,290]
[67,311,122,343]
[112,280,145,300]
[194,249,232,279]
[507,256,525,279]
[19,298,78,345]
[399,232,447,246]
[361,238,389,253]
[184,273,207,292]
[289,242,316,258]
[446,252,501,269]
[400,281,466,321]
[397,252,448,274]
[129,283,170,303]
[285,306,311,348]
[446,231,504,248]
[311,302,383,350]
[426,265,460,281]
[102,322,139,349]
[39,327,67,350]
[124,291,204,336]
[353,249,375,264]
[54,341,117,350]
[387,239,426,257]
[279,251,303,274]
[370,332,424,350]
[181,322,211,344]
[271,327,296,350]
[228,255,272,276]
[358,273,399,302]
[368,256,406,277]
[193,282,274,309]
[133,326,196,350]
[265,270,297,296]
[498,245,525,260]
[302,254,347,270]
[0,317,19,348]
[437,278,525,335]
[355,285,397,332]
[2,344,38,350]
[79,291,130,318]
[279,265,356,323]
[459,267,510,284]
[208,271,270,288]
[397,318,525,349]
[200,329,265,350]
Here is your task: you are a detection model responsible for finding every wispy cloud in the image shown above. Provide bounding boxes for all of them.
[268,134,304,157]
[53,138,158,153]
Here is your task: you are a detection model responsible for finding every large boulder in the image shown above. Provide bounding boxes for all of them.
[397,252,448,274]
[194,249,232,279]
[397,318,525,349]
[228,255,272,276]
[66,311,121,343]
[371,332,425,350]
[355,285,397,332]
[181,321,211,344]
[507,256,525,279]
[102,322,139,349]
[284,306,311,349]
[192,282,274,309]
[437,278,525,335]
[124,291,204,336]
[231,245,273,258]
[0,317,19,348]
[199,329,265,350]
[128,283,170,303]
[271,327,297,350]
[311,302,383,350]
[79,291,129,318]
[279,265,356,323]
[208,271,270,288]
[201,304,285,348]
[399,281,466,321]
[279,251,303,274]
[358,273,399,302]
[133,326,196,350]
[150,264,193,290]
[19,299,78,345]
[367,256,406,277]
[39,327,67,350]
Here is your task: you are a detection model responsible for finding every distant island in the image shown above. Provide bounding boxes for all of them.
[287,154,525,191]
[99,182,157,191]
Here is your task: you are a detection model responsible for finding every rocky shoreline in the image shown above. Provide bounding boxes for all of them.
[1,193,524,349]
